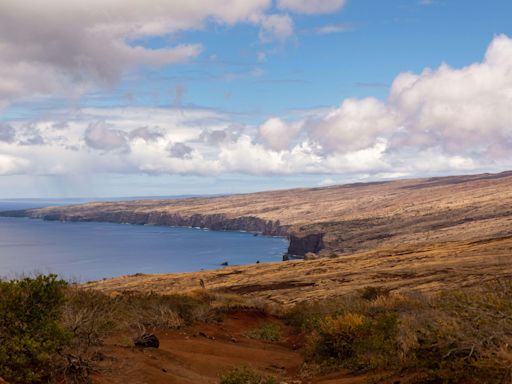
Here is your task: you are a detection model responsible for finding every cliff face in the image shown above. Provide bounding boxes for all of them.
[21,209,289,237]
[286,233,325,257]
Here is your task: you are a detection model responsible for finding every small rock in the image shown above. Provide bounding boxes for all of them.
[162,368,167,373]
[199,331,208,338]
[134,333,160,348]
[231,337,237,343]
[221,261,229,266]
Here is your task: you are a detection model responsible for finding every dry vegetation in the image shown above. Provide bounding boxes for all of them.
[2,275,512,383]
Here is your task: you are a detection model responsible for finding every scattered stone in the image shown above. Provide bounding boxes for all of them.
[304,252,320,260]
[134,333,160,348]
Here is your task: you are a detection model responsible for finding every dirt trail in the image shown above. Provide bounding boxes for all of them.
[93,310,379,384]
[95,310,302,384]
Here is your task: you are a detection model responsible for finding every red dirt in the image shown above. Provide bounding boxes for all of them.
[92,309,390,384]
[94,309,303,384]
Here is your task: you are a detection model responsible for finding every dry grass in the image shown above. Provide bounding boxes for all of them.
[58,287,272,383]
[83,236,512,305]
[287,281,512,383]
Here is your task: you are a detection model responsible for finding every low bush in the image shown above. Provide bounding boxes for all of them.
[0,274,71,384]
[306,312,400,370]
[359,285,391,301]
[290,281,512,382]
[245,323,281,342]
[219,366,277,384]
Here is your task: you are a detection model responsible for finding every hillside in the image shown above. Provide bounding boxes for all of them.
[4,170,512,303]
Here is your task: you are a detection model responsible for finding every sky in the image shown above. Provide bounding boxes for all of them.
[0,0,512,198]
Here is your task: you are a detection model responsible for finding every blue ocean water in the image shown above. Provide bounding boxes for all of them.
[0,199,288,282]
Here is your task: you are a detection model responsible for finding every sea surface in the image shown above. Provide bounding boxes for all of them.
[0,199,288,282]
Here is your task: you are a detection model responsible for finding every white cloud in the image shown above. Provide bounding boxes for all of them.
[313,23,354,35]
[309,97,398,153]
[0,0,281,106]
[257,14,294,43]
[1,35,512,180]
[0,154,29,175]
[259,117,303,150]
[84,122,129,151]
[277,0,346,14]
[388,34,512,158]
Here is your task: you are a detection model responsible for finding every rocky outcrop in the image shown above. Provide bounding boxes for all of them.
[286,233,325,258]
[9,209,289,237]
[134,333,159,348]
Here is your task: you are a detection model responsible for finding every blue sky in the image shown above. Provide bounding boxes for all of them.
[0,0,512,198]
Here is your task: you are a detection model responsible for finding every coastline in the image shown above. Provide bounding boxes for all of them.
[0,209,319,259]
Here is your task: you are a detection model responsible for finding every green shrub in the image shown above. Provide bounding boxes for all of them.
[359,286,391,301]
[0,274,71,383]
[412,284,512,383]
[219,366,277,384]
[306,311,400,370]
[245,323,281,342]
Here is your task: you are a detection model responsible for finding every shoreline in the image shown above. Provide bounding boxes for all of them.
[0,209,315,258]
[0,215,290,282]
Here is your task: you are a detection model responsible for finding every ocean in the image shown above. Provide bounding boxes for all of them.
[0,199,288,282]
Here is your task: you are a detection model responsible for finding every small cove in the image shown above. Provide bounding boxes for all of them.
[0,199,288,282]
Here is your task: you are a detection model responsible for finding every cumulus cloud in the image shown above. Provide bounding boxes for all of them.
[308,97,398,153]
[278,0,346,14]
[259,117,303,150]
[0,0,286,106]
[1,35,512,179]
[387,34,512,158]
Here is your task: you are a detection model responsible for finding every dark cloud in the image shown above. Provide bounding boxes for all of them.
[0,123,15,143]
[199,124,245,145]
[19,124,45,146]
[129,126,163,142]
[169,142,193,159]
